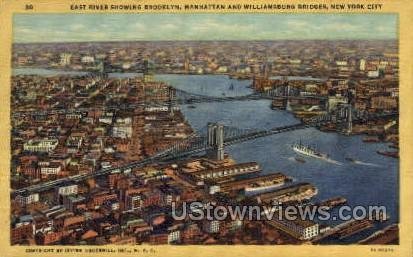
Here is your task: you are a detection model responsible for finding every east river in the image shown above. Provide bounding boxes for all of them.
[14,69,399,244]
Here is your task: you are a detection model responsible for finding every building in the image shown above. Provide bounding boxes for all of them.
[359,59,366,71]
[40,162,62,176]
[167,224,183,244]
[191,162,260,181]
[367,70,380,78]
[370,96,398,110]
[158,184,181,205]
[60,53,72,66]
[63,195,86,212]
[112,117,133,138]
[23,139,58,152]
[327,96,348,112]
[15,193,39,206]
[11,223,33,244]
[81,56,95,63]
[202,220,220,234]
[267,217,319,240]
[55,184,78,203]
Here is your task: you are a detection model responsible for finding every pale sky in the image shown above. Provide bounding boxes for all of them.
[13,14,397,43]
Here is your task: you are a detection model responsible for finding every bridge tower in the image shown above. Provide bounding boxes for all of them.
[96,61,108,79]
[168,87,175,116]
[207,123,225,161]
[345,104,353,135]
[143,59,154,82]
[284,78,292,111]
[336,104,353,135]
[263,62,272,79]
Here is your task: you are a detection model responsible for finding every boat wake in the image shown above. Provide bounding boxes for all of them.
[352,160,381,167]
[287,157,295,162]
[323,158,343,166]
[286,155,342,166]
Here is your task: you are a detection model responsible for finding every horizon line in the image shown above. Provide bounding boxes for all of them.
[14,38,398,44]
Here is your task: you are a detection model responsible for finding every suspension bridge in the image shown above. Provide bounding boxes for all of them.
[11,105,398,197]
[12,85,325,117]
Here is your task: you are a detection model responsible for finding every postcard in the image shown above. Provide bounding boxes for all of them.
[0,0,412,256]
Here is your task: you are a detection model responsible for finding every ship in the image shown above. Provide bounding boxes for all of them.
[214,173,290,194]
[292,141,329,160]
[244,178,287,194]
[244,183,284,194]
[257,183,318,204]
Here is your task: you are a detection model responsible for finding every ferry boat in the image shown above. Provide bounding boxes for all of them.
[292,141,329,160]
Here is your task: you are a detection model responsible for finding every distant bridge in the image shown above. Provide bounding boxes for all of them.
[12,86,326,117]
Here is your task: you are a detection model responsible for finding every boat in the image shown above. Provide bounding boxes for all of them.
[376,150,399,158]
[363,136,380,143]
[244,183,284,194]
[295,156,306,163]
[337,219,374,239]
[228,83,234,90]
[318,197,347,210]
[188,105,196,109]
[345,157,357,163]
[292,141,329,160]
[257,183,318,204]
[244,176,287,194]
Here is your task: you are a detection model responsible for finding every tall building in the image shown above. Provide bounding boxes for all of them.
[60,53,72,66]
[184,58,190,73]
[263,62,272,78]
[359,59,366,71]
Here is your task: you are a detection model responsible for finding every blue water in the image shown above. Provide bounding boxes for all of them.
[156,74,399,244]
[270,75,326,82]
[13,68,399,244]
[13,68,88,76]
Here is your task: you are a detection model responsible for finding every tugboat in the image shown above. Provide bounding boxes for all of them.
[295,156,306,163]
[377,150,399,158]
[345,157,357,163]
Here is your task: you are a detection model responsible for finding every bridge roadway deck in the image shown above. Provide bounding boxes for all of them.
[12,93,326,117]
[11,112,397,196]
[11,122,310,197]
